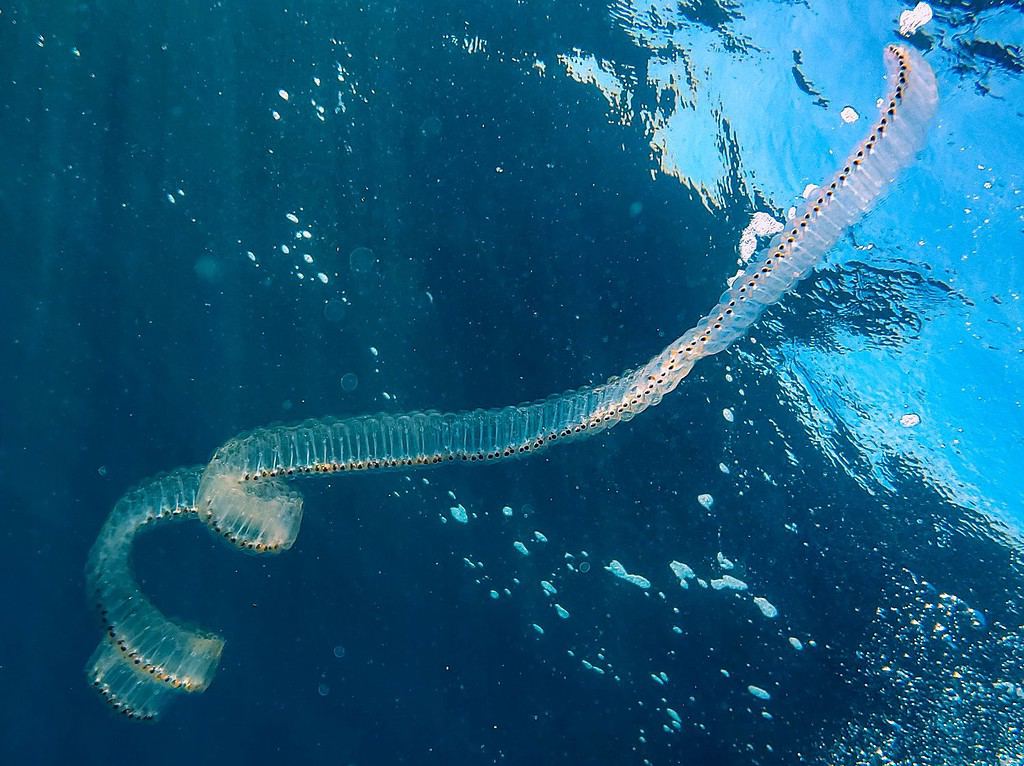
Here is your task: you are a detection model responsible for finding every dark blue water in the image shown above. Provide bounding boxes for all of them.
[3,2,1023,764]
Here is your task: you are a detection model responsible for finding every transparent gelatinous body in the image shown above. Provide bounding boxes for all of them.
[87,46,937,720]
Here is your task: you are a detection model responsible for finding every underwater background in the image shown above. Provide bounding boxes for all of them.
[2,0,1023,764]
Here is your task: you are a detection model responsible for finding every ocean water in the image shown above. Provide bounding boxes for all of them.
[2,1,1023,764]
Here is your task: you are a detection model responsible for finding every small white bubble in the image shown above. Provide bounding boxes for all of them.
[753,596,778,619]
[899,2,933,37]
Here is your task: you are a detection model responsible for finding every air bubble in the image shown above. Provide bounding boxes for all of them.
[324,300,346,322]
[349,246,376,274]
[899,413,921,427]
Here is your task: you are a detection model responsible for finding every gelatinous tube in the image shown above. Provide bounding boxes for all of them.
[88,46,937,719]
[86,467,223,719]
[195,46,938,551]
